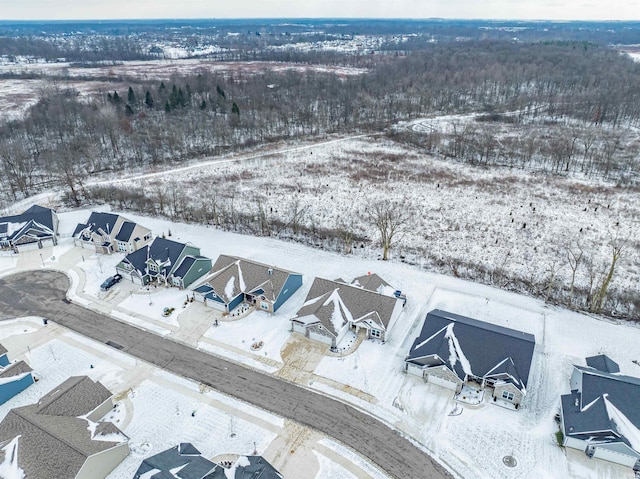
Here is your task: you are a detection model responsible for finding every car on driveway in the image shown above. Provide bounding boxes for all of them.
[100,274,122,291]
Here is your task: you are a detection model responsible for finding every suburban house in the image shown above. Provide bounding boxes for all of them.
[0,204,59,252]
[116,237,211,288]
[0,376,129,479]
[73,211,152,254]
[133,443,283,479]
[290,274,405,348]
[559,355,640,471]
[404,309,536,408]
[193,255,302,314]
[0,343,34,405]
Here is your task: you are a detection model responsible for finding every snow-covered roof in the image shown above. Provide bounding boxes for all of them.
[196,255,300,304]
[295,276,400,336]
[562,360,640,455]
[0,377,126,479]
[406,309,535,392]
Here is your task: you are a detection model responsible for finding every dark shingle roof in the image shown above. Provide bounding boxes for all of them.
[0,377,126,479]
[133,443,216,479]
[201,255,299,304]
[350,273,392,293]
[406,309,536,390]
[295,277,399,335]
[36,376,111,417]
[74,212,119,237]
[0,360,33,379]
[123,238,188,276]
[561,390,613,436]
[115,221,137,242]
[586,355,620,374]
[0,205,56,232]
[172,256,196,279]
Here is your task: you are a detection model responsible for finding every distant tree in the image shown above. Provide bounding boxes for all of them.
[127,86,136,105]
[125,104,134,116]
[231,102,240,116]
[200,100,207,110]
[216,85,226,99]
[159,82,166,94]
[165,101,171,113]
[112,91,122,104]
[144,90,154,109]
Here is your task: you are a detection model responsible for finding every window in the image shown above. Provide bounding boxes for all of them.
[144,233,152,241]
[118,242,127,252]
[260,301,269,311]
[502,391,514,401]
[370,329,381,338]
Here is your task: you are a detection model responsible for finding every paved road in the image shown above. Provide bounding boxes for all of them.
[0,270,453,479]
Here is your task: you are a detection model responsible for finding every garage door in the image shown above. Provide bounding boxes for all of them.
[17,242,39,252]
[205,299,226,312]
[292,322,307,335]
[40,238,54,248]
[427,374,458,391]
[309,330,333,345]
[131,274,143,285]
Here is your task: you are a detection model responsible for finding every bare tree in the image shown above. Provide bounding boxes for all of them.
[369,202,408,261]
[589,226,630,314]
[564,239,584,307]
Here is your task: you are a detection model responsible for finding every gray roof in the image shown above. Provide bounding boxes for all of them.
[561,360,640,456]
[36,375,112,417]
[586,354,620,374]
[133,443,217,479]
[406,309,536,391]
[350,273,392,293]
[0,360,33,379]
[204,456,282,479]
[294,277,399,336]
[115,221,137,242]
[0,205,56,235]
[201,255,300,304]
[73,211,120,238]
[0,377,126,479]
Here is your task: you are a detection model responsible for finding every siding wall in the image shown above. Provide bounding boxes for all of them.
[493,382,525,406]
[75,443,130,479]
[273,274,303,312]
[0,374,34,405]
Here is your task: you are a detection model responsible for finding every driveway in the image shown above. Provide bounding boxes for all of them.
[0,270,453,479]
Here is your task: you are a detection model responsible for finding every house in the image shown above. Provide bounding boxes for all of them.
[0,376,129,479]
[133,443,282,479]
[559,355,640,471]
[0,205,59,252]
[193,255,302,314]
[404,309,535,408]
[73,211,152,254]
[290,274,405,348]
[116,237,211,288]
[0,343,35,405]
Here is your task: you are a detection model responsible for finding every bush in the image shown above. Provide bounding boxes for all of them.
[555,429,564,447]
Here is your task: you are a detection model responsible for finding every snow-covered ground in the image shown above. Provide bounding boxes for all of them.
[1,207,639,479]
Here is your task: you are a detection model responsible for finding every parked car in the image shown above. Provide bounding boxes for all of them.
[100,274,122,291]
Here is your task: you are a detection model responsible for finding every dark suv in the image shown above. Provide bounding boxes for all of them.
[100,274,122,291]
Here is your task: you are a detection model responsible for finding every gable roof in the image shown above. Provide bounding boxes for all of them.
[0,377,126,479]
[0,205,56,235]
[0,360,33,380]
[201,255,300,304]
[350,273,392,294]
[406,309,536,391]
[172,256,197,279]
[36,376,112,417]
[115,221,137,242]
[123,238,190,277]
[134,443,217,479]
[204,456,282,479]
[562,361,640,455]
[294,277,400,336]
[73,211,120,238]
[586,354,620,374]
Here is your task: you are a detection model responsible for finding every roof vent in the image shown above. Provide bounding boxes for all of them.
[268,268,273,275]
[575,397,579,407]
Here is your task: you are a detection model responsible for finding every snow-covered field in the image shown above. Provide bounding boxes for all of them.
[1,203,639,479]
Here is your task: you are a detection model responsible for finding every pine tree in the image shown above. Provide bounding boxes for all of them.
[231,102,240,116]
[200,100,207,110]
[127,86,136,105]
[165,101,171,113]
[159,82,166,93]
[125,104,134,116]
[113,91,122,104]
[145,90,154,108]
[216,85,226,99]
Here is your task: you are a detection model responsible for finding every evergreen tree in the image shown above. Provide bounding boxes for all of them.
[200,99,207,110]
[144,90,154,109]
[107,92,113,103]
[159,82,166,93]
[113,91,122,104]
[125,104,134,116]
[231,102,240,116]
[127,86,136,105]
[216,85,226,99]
[165,101,171,113]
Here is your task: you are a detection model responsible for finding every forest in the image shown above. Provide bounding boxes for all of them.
[1,20,639,319]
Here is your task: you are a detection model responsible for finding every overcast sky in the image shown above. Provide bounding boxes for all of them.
[0,0,637,21]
